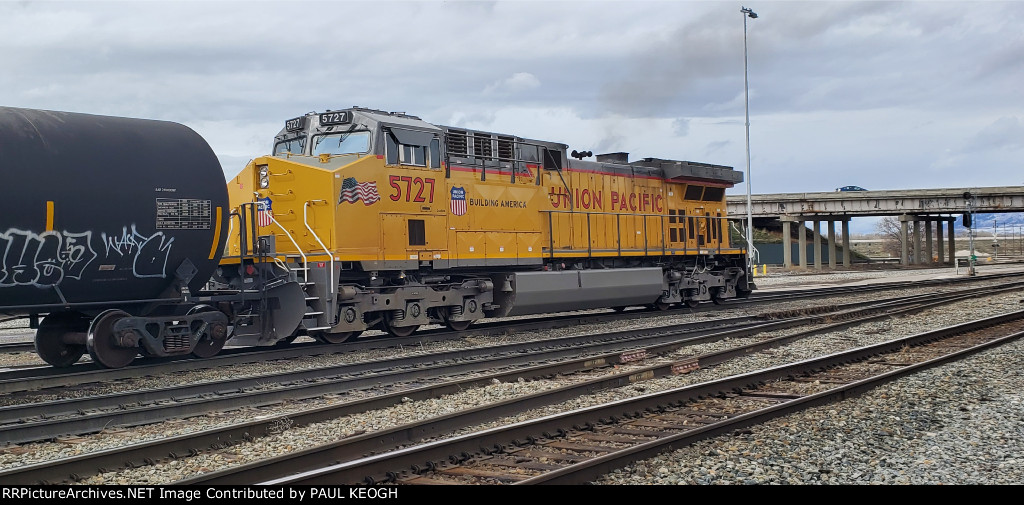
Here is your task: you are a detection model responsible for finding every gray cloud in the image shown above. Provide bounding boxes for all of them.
[0,0,1020,196]
[964,116,1024,153]
[672,118,690,137]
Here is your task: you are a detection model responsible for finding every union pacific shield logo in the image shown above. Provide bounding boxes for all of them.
[257,197,273,227]
[450,186,466,216]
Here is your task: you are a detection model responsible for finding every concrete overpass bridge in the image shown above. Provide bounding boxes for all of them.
[725,186,1024,268]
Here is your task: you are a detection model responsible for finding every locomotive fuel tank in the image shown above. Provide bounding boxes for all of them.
[0,107,229,314]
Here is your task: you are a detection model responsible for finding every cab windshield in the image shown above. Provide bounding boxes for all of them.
[311,131,371,156]
[274,137,306,156]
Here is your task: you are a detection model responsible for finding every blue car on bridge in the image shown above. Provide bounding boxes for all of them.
[836,186,867,192]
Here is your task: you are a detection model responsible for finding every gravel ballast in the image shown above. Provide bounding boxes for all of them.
[1,264,1022,485]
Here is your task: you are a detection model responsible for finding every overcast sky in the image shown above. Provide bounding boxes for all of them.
[3,0,1022,233]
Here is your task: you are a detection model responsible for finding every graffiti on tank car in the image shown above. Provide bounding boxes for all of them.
[0,224,174,287]
[100,225,174,278]
[0,229,98,287]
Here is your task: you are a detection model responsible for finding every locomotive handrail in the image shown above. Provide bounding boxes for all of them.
[443,131,563,187]
[730,220,759,265]
[553,168,573,212]
[226,211,235,255]
[267,212,308,275]
[272,209,297,221]
[443,130,549,166]
[303,200,334,300]
[540,209,735,259]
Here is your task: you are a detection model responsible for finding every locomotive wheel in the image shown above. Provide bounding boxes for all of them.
[34,312,88,367]
[190,305,227,359]
[86,309,137,369]
[710,288,724,305]
[315,331,361,344]
[383,315,419,338]
[443,307,473,332]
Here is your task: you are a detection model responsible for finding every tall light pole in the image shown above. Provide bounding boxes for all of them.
[741,6,758,266]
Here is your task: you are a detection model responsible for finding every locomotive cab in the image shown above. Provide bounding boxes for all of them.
[222,108,487,343]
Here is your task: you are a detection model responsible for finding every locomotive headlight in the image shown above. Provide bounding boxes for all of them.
[258,165,270,188]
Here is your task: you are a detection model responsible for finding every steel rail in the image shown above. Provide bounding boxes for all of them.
[263,310,1024,485]
[0,285,1012,485]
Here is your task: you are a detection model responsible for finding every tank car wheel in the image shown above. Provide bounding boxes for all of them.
[189,305,227,359]
[653,301,672,311]
[383,316,419,338]
[314,331,362,344]
[86,309,138,369]
[684,299,700,309]
[274,335,300,347]
[34,312,88,367]
[191,337,225,358]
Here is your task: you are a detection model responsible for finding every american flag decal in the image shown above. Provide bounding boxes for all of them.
[339,177,380,206]
[450,186,466,216]
[257,197,273,227]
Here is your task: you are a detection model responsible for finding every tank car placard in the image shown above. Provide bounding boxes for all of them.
[156,198,212,230]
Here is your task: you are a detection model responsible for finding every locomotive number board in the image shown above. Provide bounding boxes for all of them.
[319,111,350,125]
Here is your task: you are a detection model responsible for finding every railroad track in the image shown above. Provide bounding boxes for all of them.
[261,310,1024,485]
[2,280,1019,484]
[2,268,1020,380]
[4,279,1011,440]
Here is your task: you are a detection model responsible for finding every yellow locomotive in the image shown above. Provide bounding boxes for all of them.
[218,107,753,345]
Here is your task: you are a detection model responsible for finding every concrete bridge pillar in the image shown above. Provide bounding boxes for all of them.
[925,218,934,264]
[917,219,925,264]
[842,219,851,267]
[948,219,956,265]
[937,219,945,264]
[900,218,910,266]
[798,220,807,269]
[782,220,793,268]
[827,220,837,269]
[813,220,822,270]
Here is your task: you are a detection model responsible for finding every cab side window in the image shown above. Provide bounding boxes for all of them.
[385,128,442,169]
